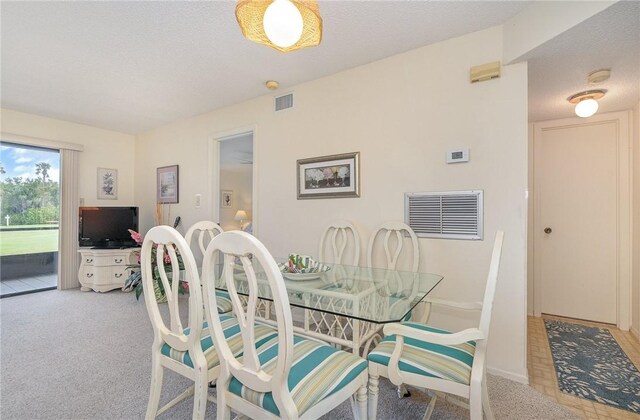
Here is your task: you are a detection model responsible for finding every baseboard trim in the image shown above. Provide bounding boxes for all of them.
[487,367,529,385]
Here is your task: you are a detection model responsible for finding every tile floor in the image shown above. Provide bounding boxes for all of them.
[0,274,57,297]
[528,315,640,420]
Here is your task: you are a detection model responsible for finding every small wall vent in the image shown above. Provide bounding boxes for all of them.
[405,190,483,240]
[275,93,294,111]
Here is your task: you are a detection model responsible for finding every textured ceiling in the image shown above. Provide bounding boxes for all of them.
[1,1,529,134]
[527,1,640,122]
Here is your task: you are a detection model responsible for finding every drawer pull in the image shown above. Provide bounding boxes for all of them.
[114,258,123,263]
[86,273,94,278]
[114,273,123,278]
[86,258,93,263]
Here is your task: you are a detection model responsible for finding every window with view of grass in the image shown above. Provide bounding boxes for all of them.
[0,142,60,296]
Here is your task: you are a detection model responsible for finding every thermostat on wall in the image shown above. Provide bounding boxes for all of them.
[447,149,469,164]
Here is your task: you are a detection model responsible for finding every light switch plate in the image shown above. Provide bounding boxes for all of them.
[195,194,201,208]
[447,149,470,164]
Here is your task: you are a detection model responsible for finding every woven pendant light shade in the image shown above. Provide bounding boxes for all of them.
[236,0,322,52]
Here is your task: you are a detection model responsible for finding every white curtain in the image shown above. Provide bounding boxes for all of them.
[59,149,80,290]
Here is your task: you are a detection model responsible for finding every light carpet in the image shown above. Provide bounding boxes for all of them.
[1,289,578,419]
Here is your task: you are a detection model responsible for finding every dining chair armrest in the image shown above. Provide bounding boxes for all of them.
[383,323,485,346]
[423,297,483,311]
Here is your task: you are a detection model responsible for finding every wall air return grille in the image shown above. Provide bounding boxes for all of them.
[274,93,294,111]
[405,190,483,240]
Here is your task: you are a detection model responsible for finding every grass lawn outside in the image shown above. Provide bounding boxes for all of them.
[0,229,59,256]
[0,224,59,230]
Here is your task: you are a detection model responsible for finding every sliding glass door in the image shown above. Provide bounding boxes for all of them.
[0,142,60,297]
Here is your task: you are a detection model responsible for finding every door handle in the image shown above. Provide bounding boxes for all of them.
[544,227,552,234]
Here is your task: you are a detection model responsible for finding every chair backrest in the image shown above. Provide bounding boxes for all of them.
[366,221,420,272]
[468,230,504,385]
[142,226,204,357]
[201,231,297,417]
[478,230,505,341]
[184,221,224,258]
[318,220,360,265]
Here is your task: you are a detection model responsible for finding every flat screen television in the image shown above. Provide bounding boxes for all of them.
[79,206,139,248]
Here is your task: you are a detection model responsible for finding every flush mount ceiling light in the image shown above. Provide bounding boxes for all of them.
[567,89,607,118]
[236,0,322,53]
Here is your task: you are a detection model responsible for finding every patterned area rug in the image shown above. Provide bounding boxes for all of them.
[545,319,640,414]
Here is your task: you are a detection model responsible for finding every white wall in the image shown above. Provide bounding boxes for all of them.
[527,124,534,315]
[633,102,640,338]
[135,25,529,381]
[1,108,136,206]
[220,164,253,231]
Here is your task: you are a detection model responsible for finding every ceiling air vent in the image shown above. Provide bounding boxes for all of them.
[405,190,483,240]
[275,93,294,111]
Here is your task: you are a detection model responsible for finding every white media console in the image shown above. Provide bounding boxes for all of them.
[78,248,137,292]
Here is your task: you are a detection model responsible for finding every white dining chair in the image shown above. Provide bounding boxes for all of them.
[366,221,425,323]
[184,221,233,314]
[201,230,369,419]
[318,220,361,265]
[184,221,224,258]
[366,221,419,273]
[142,226,277,419]
[308,220,361,342]
[367,230,505,420]
[142,225,212,419]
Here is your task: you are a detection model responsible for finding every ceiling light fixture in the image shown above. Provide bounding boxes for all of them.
[236,0,322,53]
[567,89,607,118]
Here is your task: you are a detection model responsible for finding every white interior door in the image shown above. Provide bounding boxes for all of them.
[534,121,618,324]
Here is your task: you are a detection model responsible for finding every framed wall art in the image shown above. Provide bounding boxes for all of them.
[157,165,179,204]
[297,152,360,199]
[221,190,233,208]
[97,168,118,200]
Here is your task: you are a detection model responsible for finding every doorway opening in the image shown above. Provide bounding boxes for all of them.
[215,132,254,233]
[530,112,631,329]
[0,141,60,298]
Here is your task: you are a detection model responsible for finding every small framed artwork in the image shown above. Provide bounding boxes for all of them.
[221,190,233,208]
[157,165,179,204]
[97,168,118,200]
[297,152,360,199]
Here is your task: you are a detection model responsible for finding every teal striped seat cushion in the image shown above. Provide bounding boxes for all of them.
[160,315,277,369]
[368,322,476,385]
[229,335,367,416]
[215,290,233,314]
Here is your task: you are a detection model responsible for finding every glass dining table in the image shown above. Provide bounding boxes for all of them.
[208,259,443,356]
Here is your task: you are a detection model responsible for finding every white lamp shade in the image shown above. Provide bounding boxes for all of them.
[263,0,304,48]
[575,98,599,118]
[234,210,248,221]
